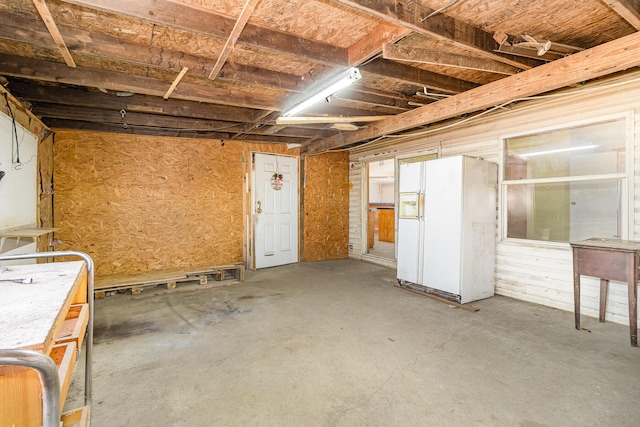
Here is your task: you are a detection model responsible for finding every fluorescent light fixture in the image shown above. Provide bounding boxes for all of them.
[281,68,362,117]
[522,144,598,158]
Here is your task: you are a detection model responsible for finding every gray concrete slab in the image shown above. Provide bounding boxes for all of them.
[65,259,640,426]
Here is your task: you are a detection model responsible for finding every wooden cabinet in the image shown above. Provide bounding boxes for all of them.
[0,261,90,427]
[367,209,375,249]
[377,208,395,243]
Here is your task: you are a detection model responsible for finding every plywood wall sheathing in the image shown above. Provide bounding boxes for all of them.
[303,151,349,262]
[54,131,246,276]
[37,132,54,253]
[53,130,306,276]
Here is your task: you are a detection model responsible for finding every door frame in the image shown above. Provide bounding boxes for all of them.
[247,151,300,270]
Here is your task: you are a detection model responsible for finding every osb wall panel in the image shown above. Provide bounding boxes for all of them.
[52,131,305,276]
[37,133,54,253]
[54,130,248,276]
[303,151,349,262]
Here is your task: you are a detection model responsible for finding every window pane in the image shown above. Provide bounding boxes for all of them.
[506,180,620,242]
[504,119,626,180]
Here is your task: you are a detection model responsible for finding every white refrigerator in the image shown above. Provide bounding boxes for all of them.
[397,155,497,304]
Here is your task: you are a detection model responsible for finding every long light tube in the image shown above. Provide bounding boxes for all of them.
[281,68,362,117]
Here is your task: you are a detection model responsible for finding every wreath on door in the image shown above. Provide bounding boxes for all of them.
[270,172,283,190]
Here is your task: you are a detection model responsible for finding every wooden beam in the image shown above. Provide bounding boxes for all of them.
[0,83,50,131]
[362,59,477,94]
[331,0,538,70]
[44,118,312,143]
[382,43,518,75]
[305,31,640,154]
[209,0,260,80]
[0,12,475,108]
[163,67,189,99]
[601,0,640,30]
[5,80,260,123]
[7,81,338,135]
[0,13,315,92]
[347,23,410,66]
[34,106,318,143]
[32,0,76,68]
[0,54,284,111]
[59,0,348,66]
[32,103,335,139]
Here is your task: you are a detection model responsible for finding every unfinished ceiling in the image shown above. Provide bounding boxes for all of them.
[0,0,638,153]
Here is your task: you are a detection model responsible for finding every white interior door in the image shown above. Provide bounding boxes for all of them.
[253,153,299,269]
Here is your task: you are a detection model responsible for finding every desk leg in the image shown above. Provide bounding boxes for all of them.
[629,254,638,347]
[631,283,638,347]
[599,279,608,323]
[629,281,638,347]
[573,251,581,331]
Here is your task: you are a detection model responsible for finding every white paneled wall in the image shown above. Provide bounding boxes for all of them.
[348,162,364,260]
[348,72,640,326]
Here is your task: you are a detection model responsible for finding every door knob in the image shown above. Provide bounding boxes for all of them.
[256,200,262,214]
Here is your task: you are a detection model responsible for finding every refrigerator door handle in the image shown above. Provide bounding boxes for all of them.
[418,192,425,220]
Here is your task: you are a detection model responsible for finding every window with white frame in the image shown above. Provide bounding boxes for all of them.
[502,117,629,243]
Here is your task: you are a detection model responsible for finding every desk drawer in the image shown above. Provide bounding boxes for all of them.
[56,304,89,350]
[61,405,90,427]
[50,341,77,407]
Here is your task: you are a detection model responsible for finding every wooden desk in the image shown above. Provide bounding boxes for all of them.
[571,238,639,347]
[0,261,89,426]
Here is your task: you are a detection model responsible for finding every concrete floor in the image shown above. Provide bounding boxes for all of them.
[367,233,395,260]
[66,259,639,426]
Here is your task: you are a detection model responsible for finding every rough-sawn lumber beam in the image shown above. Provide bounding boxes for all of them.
[602,0,640,30]
[305,31,640,154]
[382,43,518,75]
[331,0,538,70]
[59,0,348,66]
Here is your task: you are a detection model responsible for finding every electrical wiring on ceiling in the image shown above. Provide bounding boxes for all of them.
[3,92,21,166]
[421,0,465,22]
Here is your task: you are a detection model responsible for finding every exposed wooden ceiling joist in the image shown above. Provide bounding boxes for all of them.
[32,104,325,143]
[0,11,474,110]
[305,31,640,154]
[5,80,260,123]
[44,118,313,143]
[347,22,410,66]
[361,59,477,94]
[0,13,316,91]
[382,43,518,75]
[163,67,189,99]
[602,0,640,30]
[59,0,349,66]
[330,0,539,70]
[208,0,260,80]
[0,53,284,110]
[31,0,76,67]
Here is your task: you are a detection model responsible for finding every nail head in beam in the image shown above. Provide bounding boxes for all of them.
[32,0,76,68]
[164,67,189,99]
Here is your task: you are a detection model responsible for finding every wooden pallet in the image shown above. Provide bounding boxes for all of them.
[94,264,244,298]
